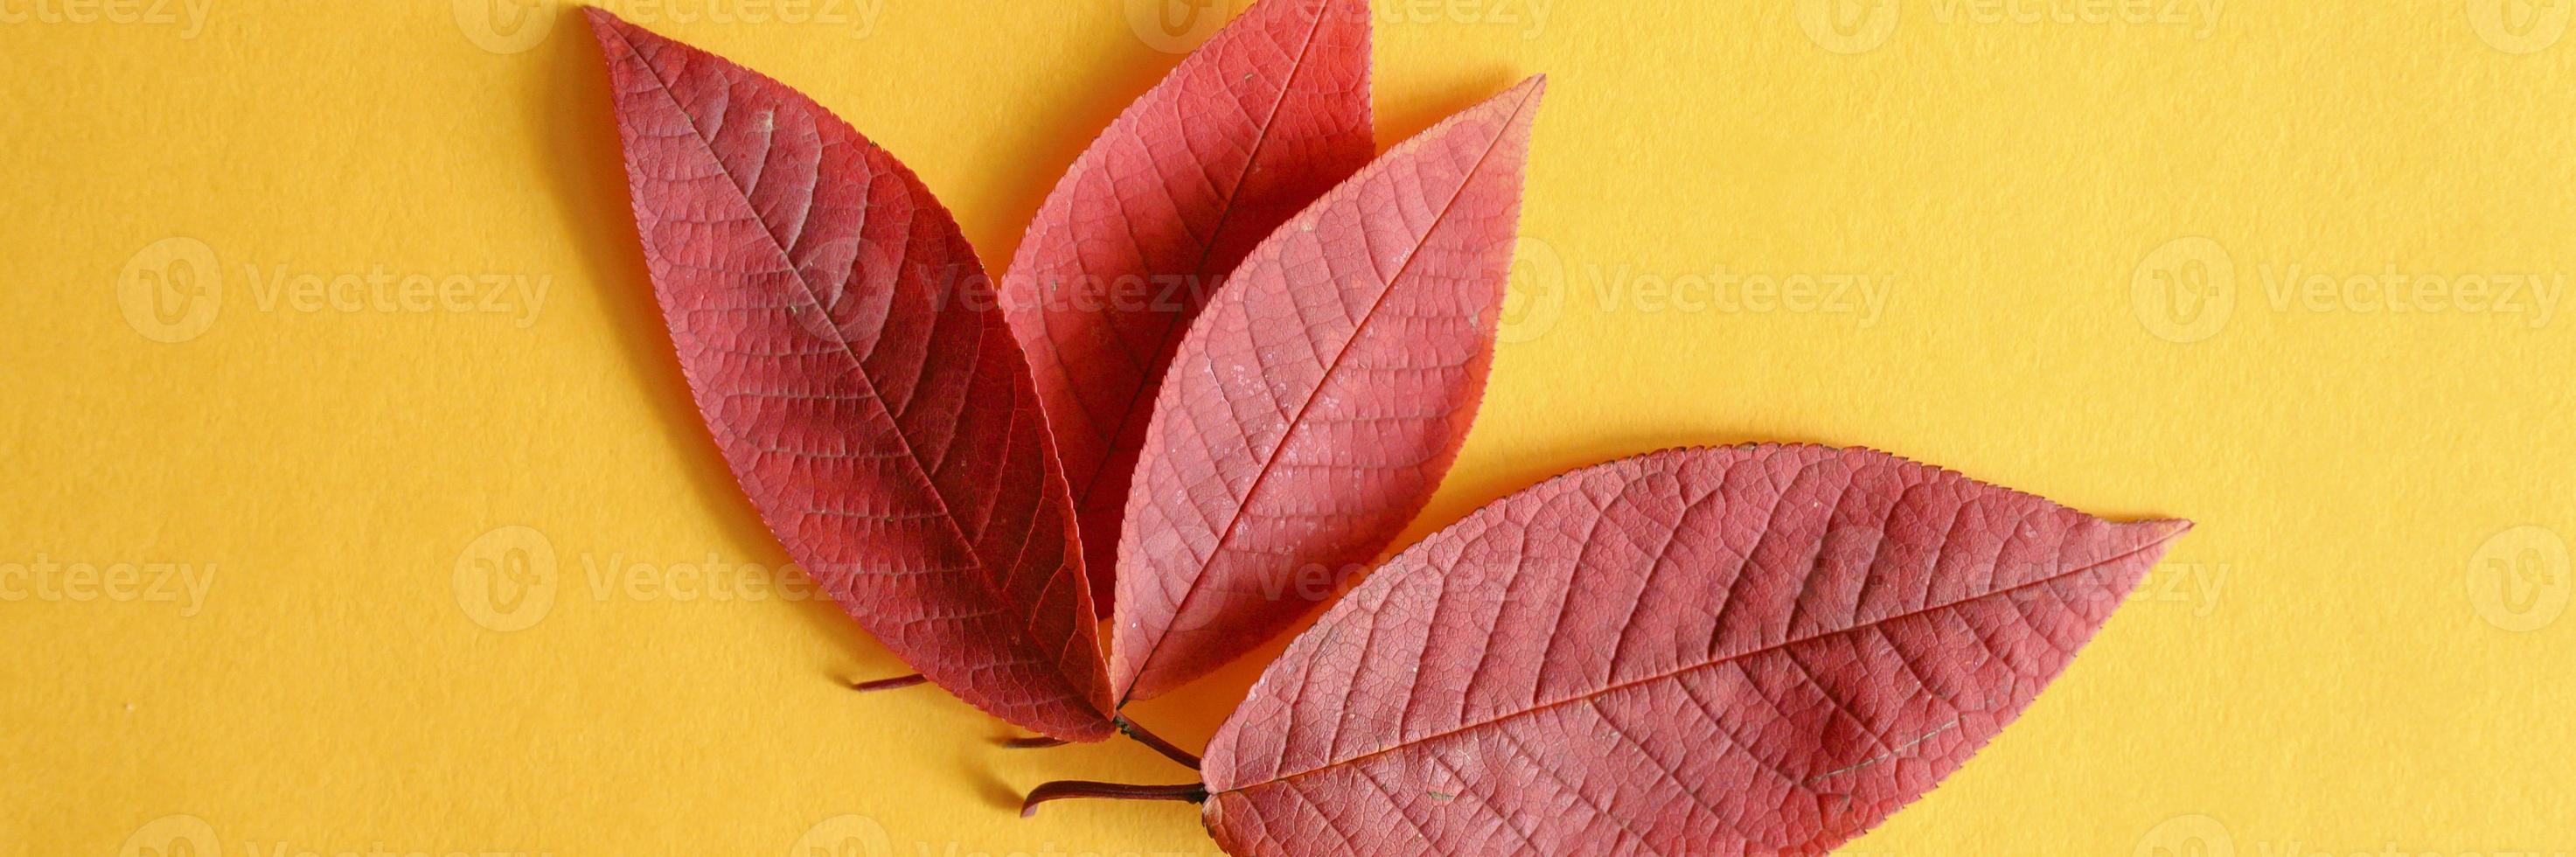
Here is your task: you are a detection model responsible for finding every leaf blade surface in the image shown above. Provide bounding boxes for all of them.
[1005,0,1375,608]
[1203,445,2190,854]
[588,10,1115,741]
[1111,77,1546,702]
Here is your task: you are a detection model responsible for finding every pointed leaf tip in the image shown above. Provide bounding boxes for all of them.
[581,5,642,44]
[587,17,1114,741]
[1110,77,1547,703]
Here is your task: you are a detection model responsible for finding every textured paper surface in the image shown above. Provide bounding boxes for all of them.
[3,2,2572,854]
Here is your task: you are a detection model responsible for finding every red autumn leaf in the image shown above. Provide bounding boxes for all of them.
[1199,445,2190,855]
[586,10,1116,742]
[1003,0,1375,610]
[1110,76,1546,704]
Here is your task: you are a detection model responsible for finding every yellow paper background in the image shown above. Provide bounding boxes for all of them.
[4,1,2573,854]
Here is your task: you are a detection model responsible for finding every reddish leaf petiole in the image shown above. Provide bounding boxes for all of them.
[1115,716,1201,770]
[848,673,929,693]
[1020,781,1208,818]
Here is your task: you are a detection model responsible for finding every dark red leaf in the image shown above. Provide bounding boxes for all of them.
[587,10,1115,741]
[1201,445,2190,854]
[1003,0,1375,610]
[1111,77,1546,703]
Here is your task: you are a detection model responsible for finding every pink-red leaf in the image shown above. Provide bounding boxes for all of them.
[1201,445,2190,855]
[1111,77,1546,703]
[1004,0,1375,610]
[587,10,1115,741]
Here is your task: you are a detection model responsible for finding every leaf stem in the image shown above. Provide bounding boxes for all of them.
[1115,716,1201,770]
[849,673,929,693]
[1020,781,1208,818]
[848,679,1195,768]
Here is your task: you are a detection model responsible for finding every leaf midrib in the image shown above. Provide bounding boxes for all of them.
[1067,0,1353,508]
[1123,82,1542,703]
[606,25,1100,714]
[1216,526,2185,794]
